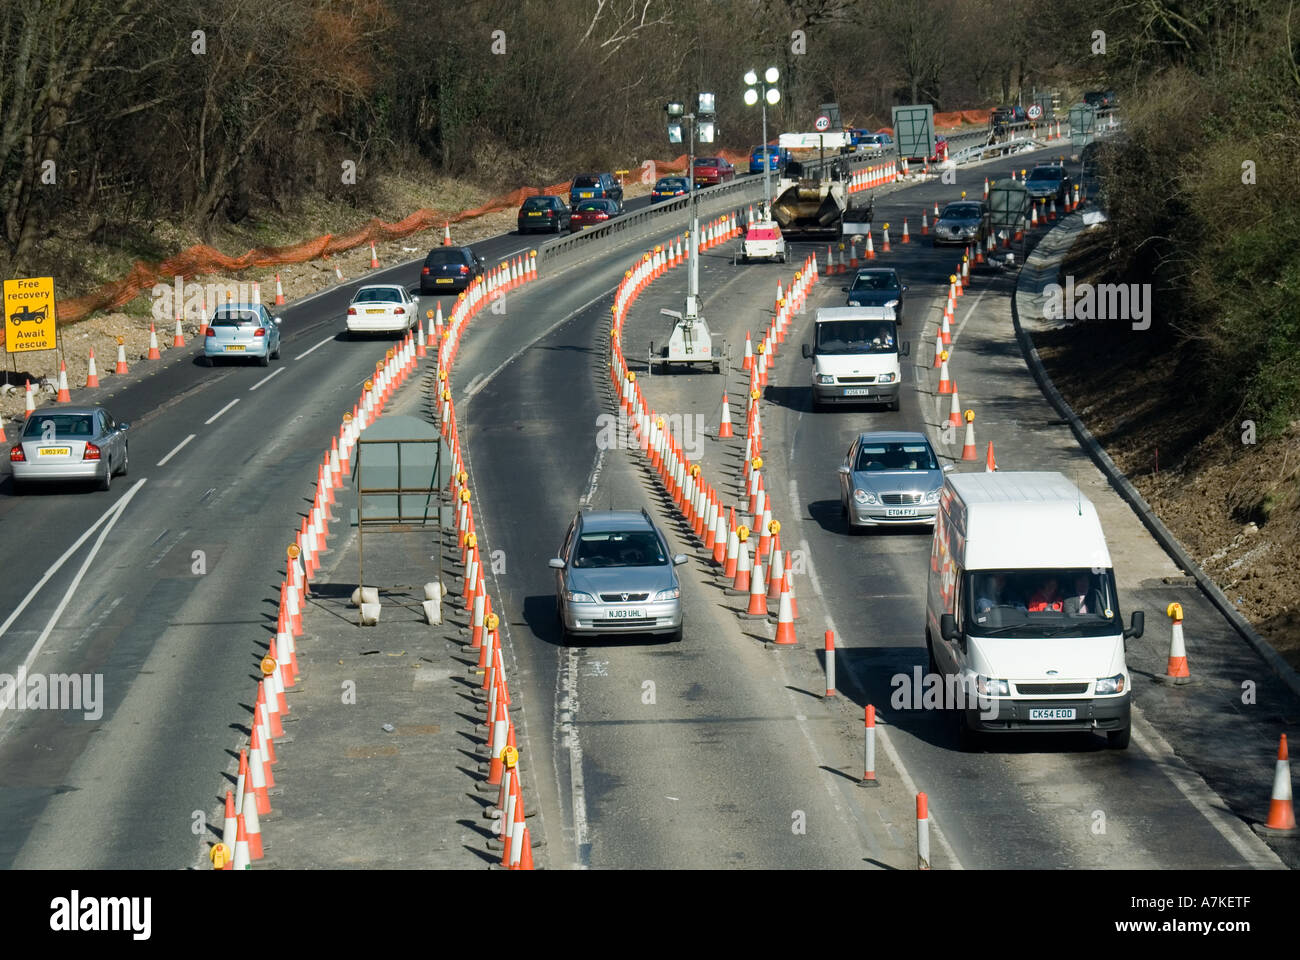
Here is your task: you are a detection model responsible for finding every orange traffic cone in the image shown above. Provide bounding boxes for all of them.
[864,232,875,259]
[902,219,910,243]
[274,273,286,305]
[147,323,161,359]
[718,392,734,438]
[985,442,997,472]
[731,536,752,593]
[232,813,252,869]
[221,789,237,870]
[85,349,99,388]
[767,545,786,601]
[772,583,797,645]
[443,221,452,246]
[370,241,380,268]
[56,362,71,402]
[173,317,185,348]
[23,379,34,418]
[947,386,962,427]
[743,555,767,617]
[920,210,929,236]
[937,351,952,394]
[1255,734,1297,835]
[961,410,977,460]
[1157,603,1192,684]
[933,331,943,369]
[881,225,891,252]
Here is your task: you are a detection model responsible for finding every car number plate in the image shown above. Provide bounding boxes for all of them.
[365,308,385,314]
[435,278,453,284]
[38,447,70,457]
[580,191,593,198]
[885,508,917,517]
[1029,708,1076,720]
[844,388,869,396]
[606,608,644,619]
[225,344,245,351]
[528,211,543,216]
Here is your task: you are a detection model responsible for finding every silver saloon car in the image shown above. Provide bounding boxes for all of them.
[549,509,687,642]
[10,406,130,493]
[203,303,282,366]
[838,431,948,529]
[933,201,989,246]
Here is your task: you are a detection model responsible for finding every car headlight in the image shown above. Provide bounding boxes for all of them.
[964,225,977,235]
[853,488,878,505]
[877,373,896,383]
[1095,673,1126,695]
[848,300,861,306]
[925,488,941,504]
[566,590,595,603]
[976,676,1009,697]
[883,299,899,309]
[654,587,680,601]
[816,374,835,385]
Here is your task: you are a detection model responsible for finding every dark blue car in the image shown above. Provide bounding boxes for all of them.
[748,144,789,175]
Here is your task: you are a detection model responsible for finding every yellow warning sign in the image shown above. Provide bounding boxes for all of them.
[4,277,57,353]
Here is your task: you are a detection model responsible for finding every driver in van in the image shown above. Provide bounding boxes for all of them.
[871,324,895,348]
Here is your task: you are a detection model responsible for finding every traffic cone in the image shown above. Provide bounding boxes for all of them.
[985,441,997,472]
[947,386,962,427]
[334,263,344,282]
[85,349,99,388]
[937,352,952,394]
[232,813,251,870]
[443,221,452,246]
[743,555,767,616]
[767,545,785,601]
[731,536,752,593]
[370,241,380,268]
[56,362,71,402]
[864,232,875,259]
[961,410,977,460]
[518,824,536,870]
[148,324,161,359]
[902,219,910,243]
[221,790,237,870]
[241,769,264,859]
[933,331,944,368]
[717,392,734,438]
[1157,602,1192,684]
[772,584,797,645]
[1049,197,1058,221]
[274,273,286,305]
[23,379,34,418]
[881,225,891,252]
[921,210,929,236]
[1030,203,1039,229]
[1256,734,1297,835]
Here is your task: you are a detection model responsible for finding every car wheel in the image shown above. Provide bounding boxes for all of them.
[1106,723,1131,750]
[259,351,270,367]
[98,464,111,492]
[116,443,129,477]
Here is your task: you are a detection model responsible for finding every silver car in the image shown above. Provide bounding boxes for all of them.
[549,509,687,642]
[838,431,949,530]
[932,200,989,246]
[203,303,282,366]
[10,405,130,493]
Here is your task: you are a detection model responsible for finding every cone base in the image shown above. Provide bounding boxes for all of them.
[858,776,880,789]
[737,611,769,621]
[1251,821,1299,837]
[1153,674,1194,686]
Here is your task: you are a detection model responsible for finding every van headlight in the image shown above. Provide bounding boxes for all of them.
[566,590,596,603]
[877,373,896,383]
[853,488,878,505]
[816,374,835,385]
[1095,674,1126,695]
[976,675,1009,697]
[654,587,680,601]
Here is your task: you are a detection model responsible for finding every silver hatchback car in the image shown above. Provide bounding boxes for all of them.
[9,405,130,493]
[838,431,950,529]
[549,509,687,642]
[203,303,282,366]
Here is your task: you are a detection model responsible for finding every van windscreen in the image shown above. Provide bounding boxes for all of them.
[815,321,896,354]
[965,568,1120,637]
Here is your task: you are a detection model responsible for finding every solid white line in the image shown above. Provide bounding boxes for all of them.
[156,433,196,466]
[249,368,284,391]
[293,335,333,361]
[562,646,590,865]
[204,398,239,425]
[949,289,986,348]
[463,373,485,398]
[0,479,147,719]
[791,478,964,870]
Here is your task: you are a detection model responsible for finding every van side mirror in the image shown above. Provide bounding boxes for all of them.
[1123,610,1144,640]
[940,613,961,644]
[801,343,812,359]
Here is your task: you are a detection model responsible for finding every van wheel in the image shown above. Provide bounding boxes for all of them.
[955,712,979,752]
[1106,723,1131,749]
[888,397,900,411]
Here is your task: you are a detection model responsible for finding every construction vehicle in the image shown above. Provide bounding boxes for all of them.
[770,157,872,240]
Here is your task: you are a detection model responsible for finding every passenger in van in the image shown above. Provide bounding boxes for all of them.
[1028,576,1064,612]
[1064,574,1093,614]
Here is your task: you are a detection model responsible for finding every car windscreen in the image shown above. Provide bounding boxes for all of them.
[1028,168,1063,182]
[211,311,259,325]
[655,179,685,189]
[965,568,1121,637]
[353,288,402,303]
[425,250,466,266]
[23,414,95,438]
[521,197,552,210]
[855,442,937,472]
[941,204,982,220]
[572,175,600,188]
[573,531,667,567]
[575,201,608,212]
[850,272,900,292]
[816,321,896,354]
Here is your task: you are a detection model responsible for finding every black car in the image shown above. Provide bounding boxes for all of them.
[842,268,907,322]
[1083,90,1118,110]
[569,173,624,210]
[419,246,485,294]
[518,195,570,234]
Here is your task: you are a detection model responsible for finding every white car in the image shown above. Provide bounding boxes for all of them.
[345,284,419,337]
[739,220,787,264]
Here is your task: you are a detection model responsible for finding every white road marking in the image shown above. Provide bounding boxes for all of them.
[249,368,284,391]
[204,399,239,425]
[560,646,590,866]
[949,289,986,348]
[463,373,485,398]
[1131,711,1283,868]
[156,433,196,466]
[0,479,147,722]
[292,335,333,361]
[790,478,964,869]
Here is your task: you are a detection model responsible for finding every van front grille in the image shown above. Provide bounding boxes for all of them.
[1016,683,1089,695]
[838,376,876,383]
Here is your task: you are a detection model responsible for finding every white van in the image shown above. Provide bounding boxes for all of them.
[801,306,906,411]
[925,471,1144,749]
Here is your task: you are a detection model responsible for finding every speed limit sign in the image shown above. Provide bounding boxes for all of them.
[814,115,831,132]
[1027,104,1042,120]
